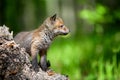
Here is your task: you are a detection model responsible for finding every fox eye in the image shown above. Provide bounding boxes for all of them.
[60,25,64,28]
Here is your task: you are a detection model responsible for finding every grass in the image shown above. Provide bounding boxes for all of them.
[47,36,120,80]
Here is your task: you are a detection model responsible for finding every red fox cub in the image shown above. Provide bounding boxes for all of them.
[14,14,69,72]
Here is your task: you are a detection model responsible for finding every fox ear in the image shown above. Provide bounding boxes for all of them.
[50,14,57,21]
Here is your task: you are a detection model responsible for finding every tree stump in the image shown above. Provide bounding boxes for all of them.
[0,25,69,80]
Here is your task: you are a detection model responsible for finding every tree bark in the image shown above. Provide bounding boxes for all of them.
[0,25,69,80]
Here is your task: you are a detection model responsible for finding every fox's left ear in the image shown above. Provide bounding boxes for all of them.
[50,14,57,21]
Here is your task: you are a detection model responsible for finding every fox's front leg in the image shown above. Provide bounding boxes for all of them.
[39,50,48,71]
[31,45,39,72]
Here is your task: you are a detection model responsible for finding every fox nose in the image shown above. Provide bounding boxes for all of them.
[63,27,70,35]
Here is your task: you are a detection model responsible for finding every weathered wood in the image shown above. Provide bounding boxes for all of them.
[0,25,69,80]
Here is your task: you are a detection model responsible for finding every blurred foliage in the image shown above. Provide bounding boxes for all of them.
[1,0,120,80]
[79,4,108,24]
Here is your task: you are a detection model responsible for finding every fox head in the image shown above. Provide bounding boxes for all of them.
[44,14,69,36]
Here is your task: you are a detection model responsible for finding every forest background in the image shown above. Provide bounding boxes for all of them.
[0,0,120,80]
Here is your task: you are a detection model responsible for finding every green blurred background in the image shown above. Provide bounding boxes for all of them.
[0,0,120,80]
